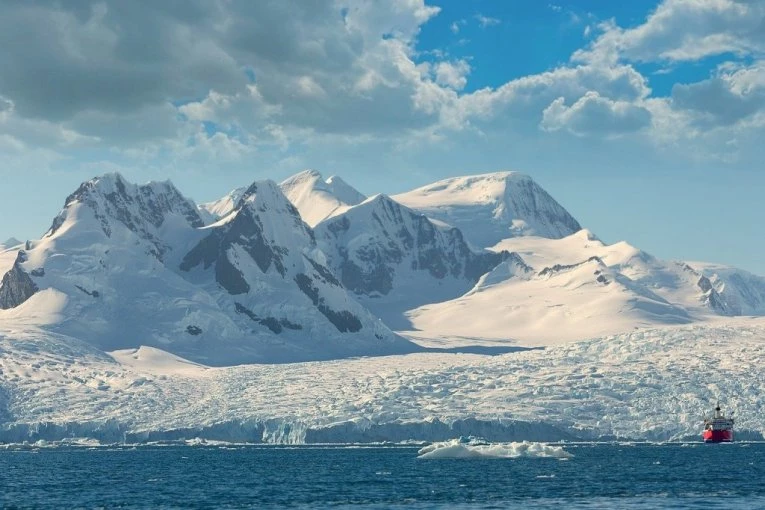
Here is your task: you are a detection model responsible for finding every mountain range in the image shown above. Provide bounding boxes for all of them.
[1,169,764,363]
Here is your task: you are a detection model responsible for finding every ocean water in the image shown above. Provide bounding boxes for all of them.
[1,442,764,508]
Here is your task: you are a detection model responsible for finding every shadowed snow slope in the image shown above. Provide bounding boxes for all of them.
[393,171,582,248]
[2,320,764,443]
[0,173,414,364]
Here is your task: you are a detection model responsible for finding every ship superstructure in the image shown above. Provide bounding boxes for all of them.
[703,403,734,443]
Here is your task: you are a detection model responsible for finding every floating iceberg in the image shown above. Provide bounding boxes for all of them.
[417,438,573,459]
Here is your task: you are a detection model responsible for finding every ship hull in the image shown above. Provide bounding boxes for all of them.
[703,429,733,443]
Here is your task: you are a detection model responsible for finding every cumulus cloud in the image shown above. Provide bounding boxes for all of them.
[672,61,765,126]
[434,60,471,90]
[576,0,765,63]
[0,0,763,180]
[541,92,652,136]
[0,0,448,146]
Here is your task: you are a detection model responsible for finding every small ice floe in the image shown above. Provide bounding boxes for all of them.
[417,437,573,459]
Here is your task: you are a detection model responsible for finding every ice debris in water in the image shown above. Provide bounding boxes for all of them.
[417,438,573,459]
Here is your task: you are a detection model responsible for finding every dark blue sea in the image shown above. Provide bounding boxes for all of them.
[1,442,764,509]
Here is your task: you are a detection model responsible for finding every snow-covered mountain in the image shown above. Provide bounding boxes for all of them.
[0,237,21,250]
[688,261,765,316]
[206,169,763,346]
[201,169,367,227]
[280,170,367,227]
[2,168,764,363]
[403,230,765,346]
[199,187,247,221]
[0,173,413,364]
[314,193,511,328]
[0,241,20,288]
[393,171,582,248]
[178,179,408,361]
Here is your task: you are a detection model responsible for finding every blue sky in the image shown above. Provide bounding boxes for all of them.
[0,0,764,274]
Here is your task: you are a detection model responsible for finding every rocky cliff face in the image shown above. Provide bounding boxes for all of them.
[314,194,511,326]
[181,180,383,336]
[0,251,37,309]
[317,194,508,296]
[48,173,204,261]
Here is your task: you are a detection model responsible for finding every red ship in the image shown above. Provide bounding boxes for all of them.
[703,402,734,443]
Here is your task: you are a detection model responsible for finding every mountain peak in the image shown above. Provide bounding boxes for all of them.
[393,171,582,248]
[573,228,601,242]
[1,237,21,248]
[47,173,204,260]
[280,169,366,227]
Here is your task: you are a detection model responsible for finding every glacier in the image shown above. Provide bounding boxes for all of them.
[2,320,764,444]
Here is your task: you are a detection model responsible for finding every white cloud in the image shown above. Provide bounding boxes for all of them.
[474,14,501,28]
[0,0,764,185]
[541,92,652,136]
[576,0,765,64]
[672,61,765,126]
[450,19,466,34]
[434,60,471,90]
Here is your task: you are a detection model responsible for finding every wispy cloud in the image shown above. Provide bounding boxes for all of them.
[474,14,500,28]
[450,19,466,34]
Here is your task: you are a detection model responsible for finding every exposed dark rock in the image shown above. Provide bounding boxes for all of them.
[181,203,295,295]
[215,253,250,295]
[30,268,45,277]
[295,273,319,304]
[0,251,38,309]
[235,302,303,334]
[317,305,362,333]
[227,208,286,276]
[75,285,100,298]
[317,195,511,296]
[305,256,342,287]
[697,274,713,293]
[186,325,202,336]
[294,273,362,332]
[697,275,733,315]
[538,256,603,277]
[180,231,222,271]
